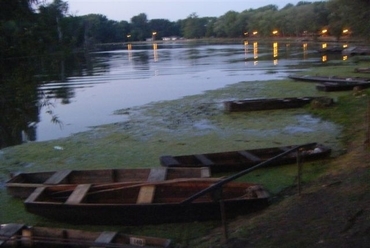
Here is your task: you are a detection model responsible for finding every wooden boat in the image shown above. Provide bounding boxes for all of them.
[0,223,172,247]
[342,46,370,56]
[316,81,370,92]
[24,178,269,225]
[223,96,333,112]
[317,46,343,54]
[354,67,370,73]
[6,167,210,199]
[160,143,331,173]
[288,75,370,84]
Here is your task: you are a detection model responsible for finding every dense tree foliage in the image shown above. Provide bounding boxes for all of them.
[2,0,369,58]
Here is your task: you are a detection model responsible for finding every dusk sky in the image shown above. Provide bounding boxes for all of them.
[63,0,325,22]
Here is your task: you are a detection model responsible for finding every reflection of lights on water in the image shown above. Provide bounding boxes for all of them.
[253,42,258,59]
[244,41,248,60]
[322,55,327,62]
[273,42,278,65]
[303,43,308,59]
[322,43,327,49]
[273,42,278,58]
[153,43,158,62]
[343,56,348,61]
[254,61,258,66]
[127,44,132,61]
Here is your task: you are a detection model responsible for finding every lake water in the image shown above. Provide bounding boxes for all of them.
[34,41,343,142]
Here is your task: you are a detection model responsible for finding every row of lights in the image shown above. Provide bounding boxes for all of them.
[244,28,351,36]
[127,28,350,40]
[322,29,350,34]
[244,31,278,36]
[126,32,158,40]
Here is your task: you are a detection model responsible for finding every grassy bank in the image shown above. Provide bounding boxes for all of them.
[1,58,370,246]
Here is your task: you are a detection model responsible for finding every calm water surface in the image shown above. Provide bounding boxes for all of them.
[35,41,343,142]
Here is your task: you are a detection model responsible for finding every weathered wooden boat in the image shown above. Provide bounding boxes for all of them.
[223,96,333,112]
[317,46,343,54]
[354,67,370,73]
[288,75,370,84]
[342,46,370,56]
[316,81,370,92]
[0,223,172,247]
[24,178,269,225]
[160,143,331,173]
[6,167,210,199]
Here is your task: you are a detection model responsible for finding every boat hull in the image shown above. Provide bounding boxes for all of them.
[160,144,331,173]
[223,97,333,112]
[24,180,269,225]
[316,82,370,92]
[25,198,268,225]
[288,75,370,84]
[0,223,172,247]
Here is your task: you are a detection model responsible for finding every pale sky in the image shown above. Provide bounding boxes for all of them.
[62,0,325,22]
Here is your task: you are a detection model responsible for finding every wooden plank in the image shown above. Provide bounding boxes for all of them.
[0,224,25,245]
[160,156,180,166]
[94,231,117,244]
[137,185,155,204]
[24,187,45,203]
[44,170,72,184]
[201,167,211,178]
[195,154,214,166]
[147,168,167,182]
[66,184,91,204]
[238,151,261,163]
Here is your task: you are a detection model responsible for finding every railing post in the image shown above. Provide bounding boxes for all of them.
[297,148,302,195]
[220,199,229,242]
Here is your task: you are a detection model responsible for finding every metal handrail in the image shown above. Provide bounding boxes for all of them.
[181,142,317,204]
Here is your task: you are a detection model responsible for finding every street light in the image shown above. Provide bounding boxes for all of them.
[272,30,278,35]
[152,31,157,41]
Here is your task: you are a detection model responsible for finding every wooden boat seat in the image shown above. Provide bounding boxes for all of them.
[200,167,211,178]
[238,151,261,163]
[137,185,155,204]
[66,184,91,204]
[195,154,214,166]
[44,170,72,184]
[0,224,25,246]
[25,187,46,203]
[92,231,117,247]
[160,156,181,166]
[147,168,167,181]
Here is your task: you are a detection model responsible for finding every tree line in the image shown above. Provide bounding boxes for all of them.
[1,0,370,57]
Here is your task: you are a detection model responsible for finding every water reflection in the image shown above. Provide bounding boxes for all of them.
[253,42,258,59]
[0,62,40,148]
[0,41,355,147]
[153,43,158,62]
[273,42,278,65]
[303,43,308,59]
